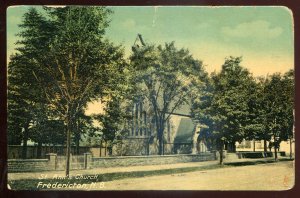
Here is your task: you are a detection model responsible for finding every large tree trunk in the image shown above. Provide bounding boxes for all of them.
[37,141,42,159]
[21,122,30,159]
[274,143,278,161]
[253,140,256,152]
[75,137,80,155]
[104,141,107,156]
[157,118,165,155]
[263,139,267,152]
[99,139,102,157]
[290,138,293,159]
[75,117,80,155]
[158,132,163,155]
[147,138,150,155]
[163,141,165,155]
[219,140,224,165]
[65,117,72,177]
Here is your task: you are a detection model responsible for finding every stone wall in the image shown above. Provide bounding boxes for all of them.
[8,159,50,172]
[8,153,216,173]
[92,153,216,168]
[8,153,57,172]
[7,153,90,172]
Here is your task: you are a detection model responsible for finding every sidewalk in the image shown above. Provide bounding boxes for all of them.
[8,157,290,181]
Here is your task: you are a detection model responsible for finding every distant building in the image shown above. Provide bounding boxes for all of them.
[236,139,294,155]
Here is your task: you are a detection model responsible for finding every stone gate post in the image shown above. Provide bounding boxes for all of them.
[46,153,57,170]
[84,153,92,169]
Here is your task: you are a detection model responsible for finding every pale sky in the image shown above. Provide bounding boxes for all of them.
[105,6,294,76]
[6,6,294,116]
[7,6,294,77]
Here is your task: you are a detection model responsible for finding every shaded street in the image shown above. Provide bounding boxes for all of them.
[92,160,294,190]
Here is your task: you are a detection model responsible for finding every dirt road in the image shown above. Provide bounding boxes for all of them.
[93,161,294,190]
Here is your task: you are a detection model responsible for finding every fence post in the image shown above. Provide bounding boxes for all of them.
[46,153,57,170]
[84,153,92,169]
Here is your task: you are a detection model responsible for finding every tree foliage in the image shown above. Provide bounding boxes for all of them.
[8,6,126,175]
[263,71,294,160]
[193,56,294,163]
[7,8,53,157]
[130,42,207,155]
[192,57,255,164]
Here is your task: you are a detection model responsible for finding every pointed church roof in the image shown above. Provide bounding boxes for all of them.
[136,34,146,46]
[132,34,146,51]
[173,118,195,143]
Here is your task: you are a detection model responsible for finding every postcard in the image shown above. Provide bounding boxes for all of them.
[6,5,295,191]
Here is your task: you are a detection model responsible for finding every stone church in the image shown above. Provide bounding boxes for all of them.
[112,34,208,156]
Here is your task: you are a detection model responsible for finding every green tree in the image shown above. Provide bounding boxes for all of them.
[264,71,294,161]
[37,6,126,177]
[130,42,206,155]
[282,70,294,159]
[8,8,58,158]
[243,77,271,152]
[8,52,66,159]
[10,6,126,176]
[8,54,32,149]
[72,111,96,155]
[95,59,136,155]
[192,57,254,164]
[97,97,126,152]
[30,111,65,158]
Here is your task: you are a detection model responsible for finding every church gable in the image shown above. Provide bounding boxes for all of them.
[132,34,146,51]
[173,118,195,143]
